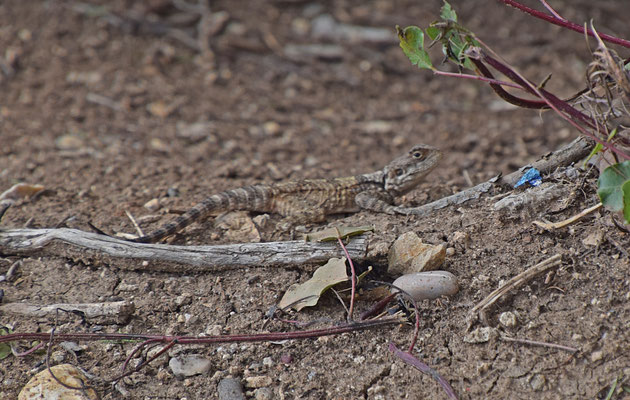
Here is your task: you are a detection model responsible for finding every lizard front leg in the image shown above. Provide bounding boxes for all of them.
[355,191,397,215]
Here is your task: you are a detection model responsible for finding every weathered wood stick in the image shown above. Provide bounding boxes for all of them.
[0,301,135,325]
[395,136,592,215]
[0,228,368,273]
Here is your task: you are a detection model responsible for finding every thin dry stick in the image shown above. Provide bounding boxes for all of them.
[331,287,350,316]
[533,202,602,230]
[45,324,97,397]
[336,227,357,322]
[125,210,144,237]
[500,335,578,353]
[470,254,562,318]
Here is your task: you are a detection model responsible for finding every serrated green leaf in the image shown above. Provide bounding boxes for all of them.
[397,25,433,70]
[440,1,457,22]
[598,161,630,215]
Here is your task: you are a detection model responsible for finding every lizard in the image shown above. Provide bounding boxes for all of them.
[128,144,442,243]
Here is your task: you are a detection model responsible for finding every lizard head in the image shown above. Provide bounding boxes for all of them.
[383,144,442,195]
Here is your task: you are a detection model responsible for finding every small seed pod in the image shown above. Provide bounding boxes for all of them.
[391,271,459,301]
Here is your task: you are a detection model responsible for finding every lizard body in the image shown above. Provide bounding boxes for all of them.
[130,144,441,243]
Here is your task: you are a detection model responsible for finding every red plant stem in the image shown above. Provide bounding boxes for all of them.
[121,338,163,372]
[476,45,630,160]
[480,52,598,128]
[407,299,421,353]
[497,0,630,49]
[389,342,459,400]
[2,318,399,346]
[12,341,46,357]
[434,70,523,89]
[360,293,396,320]
[469,59,550,109]
[115,339,178,381]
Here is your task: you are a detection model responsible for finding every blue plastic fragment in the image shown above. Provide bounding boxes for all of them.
[514,168,542,188]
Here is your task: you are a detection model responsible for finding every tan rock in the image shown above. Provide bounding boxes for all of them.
[143,198,161,211]
[18,364,98,400]
[387,231,446,275]
[215,211,261,242]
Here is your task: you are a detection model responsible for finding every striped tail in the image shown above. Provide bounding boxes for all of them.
[129,186,270,243]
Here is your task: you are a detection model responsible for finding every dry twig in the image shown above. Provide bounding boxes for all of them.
[533,202,603,230]
[469,254,562,327]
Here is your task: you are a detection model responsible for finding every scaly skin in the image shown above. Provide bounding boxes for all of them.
[130,144,442,243]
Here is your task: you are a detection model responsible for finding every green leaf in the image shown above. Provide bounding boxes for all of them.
[583,128,618,168]
[303,225,374,242]
[0,343,10,360]
[598,161,630,223]
[623,180,630,223]
[426,26,441,41]
[583,143,604,168]
[440,1,457,22]
[396,25,434,70]
[0,327,12,360]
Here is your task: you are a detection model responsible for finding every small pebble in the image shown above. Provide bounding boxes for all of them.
[254,387,274,400]
[591,350,604,362]
[245,376,272,388]
[143,198,161,211]
[169,355,212,378]
[499,311,517,327]
[206,324,223,336]
[463,327,497,344]
[530,374,546,391]
[218,377,245,400]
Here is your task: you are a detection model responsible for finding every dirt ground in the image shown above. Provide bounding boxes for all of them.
[1,0,629,399]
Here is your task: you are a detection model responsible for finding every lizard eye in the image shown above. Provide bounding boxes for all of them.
[395,168,404,176]
[412,151,424,159]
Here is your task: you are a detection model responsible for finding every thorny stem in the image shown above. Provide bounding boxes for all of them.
[497,0,630,49]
